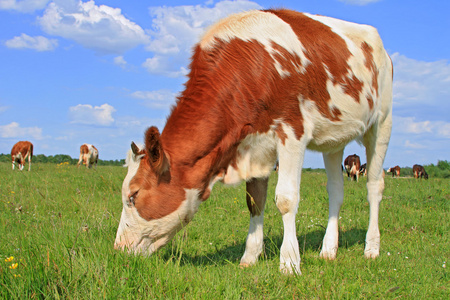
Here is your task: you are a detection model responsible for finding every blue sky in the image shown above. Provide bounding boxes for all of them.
[0,0,449,168]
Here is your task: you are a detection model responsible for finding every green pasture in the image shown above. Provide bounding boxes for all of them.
[0,162,448,299]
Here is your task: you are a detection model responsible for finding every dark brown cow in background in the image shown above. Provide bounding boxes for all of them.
[387,165,400,177]
[359,163,367,176]
[413,164,428,179]
[11,141,33,171]
[344,154,361,182]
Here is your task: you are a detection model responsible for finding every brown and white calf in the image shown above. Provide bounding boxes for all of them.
[412,164,428,179]
[11,141,33,171]
[115,9,393,275]
[77,144,98,169]
[387,165,400,177]
[344,154,361,182]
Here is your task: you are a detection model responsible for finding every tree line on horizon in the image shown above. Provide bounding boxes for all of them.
[1,153,448,178]
[0,153,125,166]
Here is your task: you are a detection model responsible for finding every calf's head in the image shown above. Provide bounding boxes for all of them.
[114,127,202,255]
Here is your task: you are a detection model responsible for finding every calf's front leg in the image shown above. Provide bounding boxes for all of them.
[275,130,307,275]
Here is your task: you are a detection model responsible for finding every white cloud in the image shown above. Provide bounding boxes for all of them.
[392,53,450,104]
[393,116,450,139]
[113,56,127,68]
[131,89,177,109]
[69,103,116,126]
[5,33,58,51]
[386,54,450,166]
[404,140,426,149]
[0,0,50,13]
[338,0,382,5]
[142,56,188,78]
[115,116,166,133]
[144,0,261,77]
[0,106,9,113]
[394,116,432,134]
[39,0,149,54]
[392,53,450,122]
[0,122,43,139]
[436,123,450,138]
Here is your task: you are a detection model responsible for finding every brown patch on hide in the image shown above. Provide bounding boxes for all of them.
[80,144,89,155]
[266,9,366,115]
[361,41,378,109]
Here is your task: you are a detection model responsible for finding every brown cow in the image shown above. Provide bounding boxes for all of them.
[77,144,99,169]
[387,165,400,177]
[115,9,393,275]
[344,154,361,182]
[412,164,428,179]
[11,141,33,171]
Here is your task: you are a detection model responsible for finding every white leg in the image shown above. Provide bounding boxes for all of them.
[12,161,15,170]
[240,178,268,266]
[356,168,359,182]
[363,115,392,258]
[320,150,344,260]
[279,212,301,274]
[275,126,308,275]
[365,180,383,258]
[28,155,31,171]
[240,214,264,266]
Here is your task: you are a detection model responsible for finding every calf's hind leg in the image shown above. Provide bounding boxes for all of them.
[320,150,344,260]
[363,115,392,258]
[240,177,268,267]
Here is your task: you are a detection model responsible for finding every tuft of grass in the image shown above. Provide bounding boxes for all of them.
[0,163,448,298]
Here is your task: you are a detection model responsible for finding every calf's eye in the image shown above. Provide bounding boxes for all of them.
[128,190,139,206]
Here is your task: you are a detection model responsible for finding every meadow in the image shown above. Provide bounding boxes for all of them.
[0,162,448,299]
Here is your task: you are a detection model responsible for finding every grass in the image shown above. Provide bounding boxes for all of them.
[0,162,448,299]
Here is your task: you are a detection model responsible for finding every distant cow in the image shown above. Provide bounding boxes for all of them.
[344,154,361,181]
[77,144,98,169]
[413,164,428,179]
[11,141,33,171]
[359,163,367,176]
[115,9,393,275]
[387,165,400,177]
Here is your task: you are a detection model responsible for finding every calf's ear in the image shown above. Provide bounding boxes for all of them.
[131,141,140,155]
[144,126,170,176]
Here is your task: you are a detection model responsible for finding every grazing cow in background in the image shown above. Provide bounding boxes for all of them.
[359,163,367,176]
[115,9,393,275]
[11,141,33,171]
[77,144,99,169]
[413,164,428,179]
[387,165,400,177]
[344,154,361,181]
